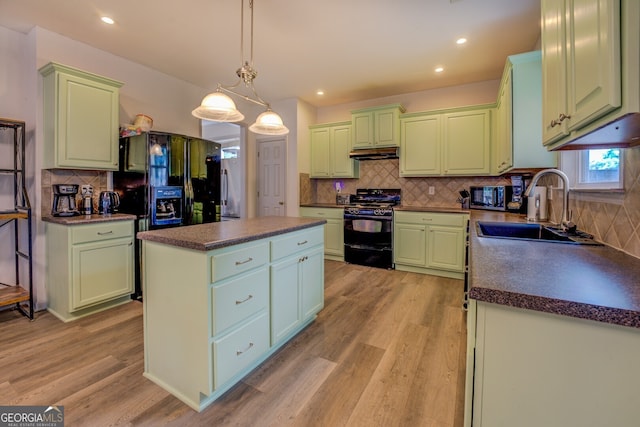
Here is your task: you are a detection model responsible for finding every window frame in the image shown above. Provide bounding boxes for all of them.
[559,149,624,191]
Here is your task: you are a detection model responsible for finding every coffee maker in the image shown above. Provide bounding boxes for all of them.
[52,184,80,217]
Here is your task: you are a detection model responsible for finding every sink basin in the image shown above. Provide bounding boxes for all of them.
[476,221,602,245]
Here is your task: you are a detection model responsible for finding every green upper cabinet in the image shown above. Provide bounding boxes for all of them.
[541,0,635,150]
[40,62,123,170]
[399,112,442,176]
[494,66,513,174]
[351,104,405,149]
[494,51,557,174]
[399,105,491,176]
[309,122,358,178]
[442,107,492,175]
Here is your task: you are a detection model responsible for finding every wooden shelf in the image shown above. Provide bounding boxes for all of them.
[0,211,29,221]
[0,285,30,306]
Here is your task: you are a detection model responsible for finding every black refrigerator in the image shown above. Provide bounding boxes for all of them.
[113,131,222,299]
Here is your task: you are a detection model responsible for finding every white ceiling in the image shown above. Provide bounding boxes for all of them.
[0,0,541,108]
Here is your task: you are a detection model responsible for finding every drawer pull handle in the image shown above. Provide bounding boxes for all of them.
[97,231,114,235]
[422,218,433,222]
[235,257,253,266]
[236,342,254,356]
[235,294,253,305]
[297,240,308,246]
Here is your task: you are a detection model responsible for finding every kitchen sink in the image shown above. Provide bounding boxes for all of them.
[475,221,602,245]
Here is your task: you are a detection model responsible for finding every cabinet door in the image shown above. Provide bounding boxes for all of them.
[300,246,324,320]
[400,114,441,176]
[331,125,357,178]
[270,256,301,344]
[495,71,513,174]
[565,0,621,132]
[427,225,465,272]
[394,222,427,267]
[310,127,331,177]
[57,72,120,170]
[443,109,491,175]
[71,237,134,310]
[374,108,400,147]
[324,218,344,257]
[542,0,570,145]
[352,112,374,149]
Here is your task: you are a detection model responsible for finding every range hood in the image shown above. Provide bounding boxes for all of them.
[349,147,398,160]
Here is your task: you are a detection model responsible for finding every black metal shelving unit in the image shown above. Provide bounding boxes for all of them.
[0,118,33,319]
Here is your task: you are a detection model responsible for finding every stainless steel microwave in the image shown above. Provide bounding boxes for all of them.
[469,186,513,211]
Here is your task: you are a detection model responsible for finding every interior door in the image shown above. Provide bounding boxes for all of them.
[257,138,286,216]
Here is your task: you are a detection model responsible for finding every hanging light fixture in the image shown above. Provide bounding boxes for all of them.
[192,0,289,135]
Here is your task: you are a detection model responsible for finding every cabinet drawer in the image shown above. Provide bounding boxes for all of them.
[71,220,133,244]
[299,207,344,219]
[394,211,466,227]
[211,242,268,282]
[212,311,270,389]
[211,267,269,336]
[270,227,323,261]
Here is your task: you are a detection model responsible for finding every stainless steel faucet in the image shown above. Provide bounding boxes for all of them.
[524,168,575,231]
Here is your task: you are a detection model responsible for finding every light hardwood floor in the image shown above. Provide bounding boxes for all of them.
[0,261,467,426]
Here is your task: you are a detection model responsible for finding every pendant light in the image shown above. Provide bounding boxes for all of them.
[192,0,289,135]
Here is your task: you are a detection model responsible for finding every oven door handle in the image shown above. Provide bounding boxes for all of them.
[344,214,392,221]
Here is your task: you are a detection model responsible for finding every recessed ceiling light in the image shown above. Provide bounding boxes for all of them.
[435,67,444,73]
[456,38,467,45]
[101,16,115,25]
[316,90,325,96]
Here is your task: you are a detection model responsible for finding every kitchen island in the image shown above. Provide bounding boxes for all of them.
[465,211,640,427]
[137,216,326,411]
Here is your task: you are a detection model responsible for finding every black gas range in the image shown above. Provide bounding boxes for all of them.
[343,189,401,269]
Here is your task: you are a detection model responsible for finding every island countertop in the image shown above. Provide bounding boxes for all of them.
[468,211,640,328]
[137,216,326,251]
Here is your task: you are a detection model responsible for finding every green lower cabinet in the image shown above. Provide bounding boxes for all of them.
[270,245,324,345]
[71,237,134,309]
[299,207,344,261]
[393,222,427,266]
[46,220,134,322]
[427,225,465,272]
[394,211,468,279]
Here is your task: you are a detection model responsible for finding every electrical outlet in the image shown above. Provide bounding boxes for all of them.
[547,185,553,200]
[81,185,93,196]
[428,186,435,195]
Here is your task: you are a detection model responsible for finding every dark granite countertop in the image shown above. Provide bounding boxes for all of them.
[468,211,640,329]
[42,213,137,225]
[137,216,326,251]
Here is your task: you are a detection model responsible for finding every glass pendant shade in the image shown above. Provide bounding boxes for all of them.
[249,110,290,135]
[192,92,245,122]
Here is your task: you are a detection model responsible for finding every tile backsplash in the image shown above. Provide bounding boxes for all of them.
[308,159,509,207]
[41,169,108,216]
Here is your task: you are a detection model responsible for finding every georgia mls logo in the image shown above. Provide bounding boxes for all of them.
[0,405,64,427]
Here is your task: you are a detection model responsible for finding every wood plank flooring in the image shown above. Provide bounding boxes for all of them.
[0,261,467,426]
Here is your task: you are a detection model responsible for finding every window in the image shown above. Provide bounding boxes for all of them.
[560,148,623,190]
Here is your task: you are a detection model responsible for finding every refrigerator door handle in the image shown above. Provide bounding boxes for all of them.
[222,169,228,206]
